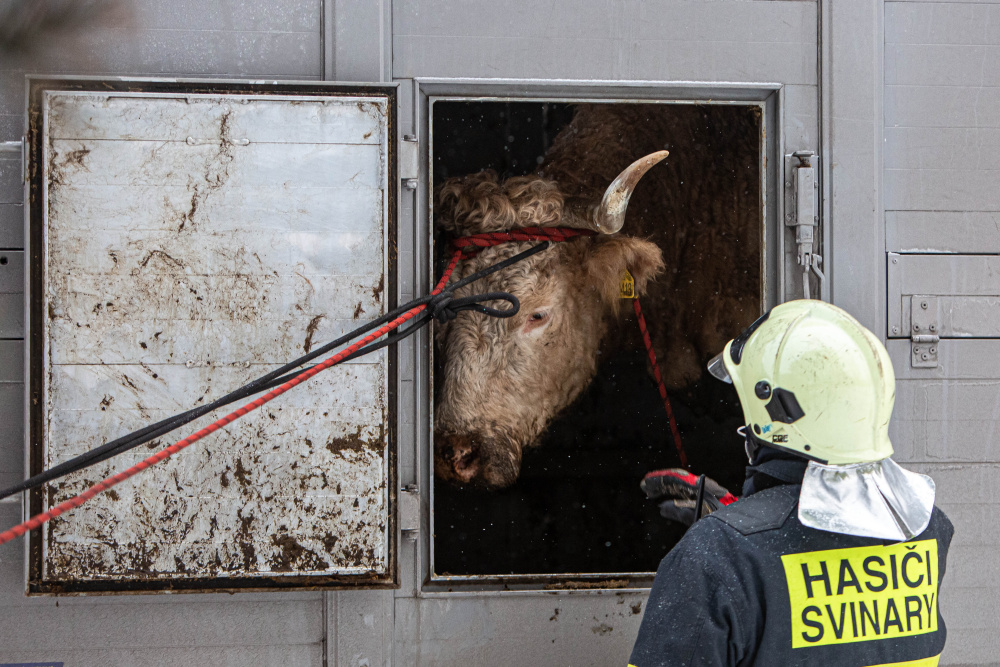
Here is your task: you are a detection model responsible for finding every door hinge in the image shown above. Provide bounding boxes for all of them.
[910,295,940,368]
[786,151,824,299]
[400,483,420,541]
[400,134,419,190]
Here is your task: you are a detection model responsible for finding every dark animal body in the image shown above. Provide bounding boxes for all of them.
[434,103,762,489]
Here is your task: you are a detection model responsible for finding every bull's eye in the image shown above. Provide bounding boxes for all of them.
[522,310,551,333]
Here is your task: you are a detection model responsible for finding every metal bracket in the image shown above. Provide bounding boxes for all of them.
[785,151,823,299]
[910,295,940,368]
[0,139,25,182]
[400,134,419,190]
[400,483,420,541]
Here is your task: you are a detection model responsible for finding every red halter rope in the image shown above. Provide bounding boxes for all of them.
[450,227,687,468]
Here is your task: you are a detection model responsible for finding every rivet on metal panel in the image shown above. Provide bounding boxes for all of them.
[921,301,928,310]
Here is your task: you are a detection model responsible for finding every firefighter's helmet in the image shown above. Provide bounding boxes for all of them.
[707,299,895,465]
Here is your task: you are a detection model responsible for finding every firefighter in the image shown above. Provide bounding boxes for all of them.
[629,300,953,667]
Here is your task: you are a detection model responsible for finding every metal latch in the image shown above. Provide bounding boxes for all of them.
[400,483,420,541]
[400,134,419,191]
[786,151,824,299]
[910,296,939,368]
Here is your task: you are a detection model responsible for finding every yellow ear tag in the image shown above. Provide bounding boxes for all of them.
[620,269,636,299]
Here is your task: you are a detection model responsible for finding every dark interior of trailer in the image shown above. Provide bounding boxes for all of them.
[431,100,762,577]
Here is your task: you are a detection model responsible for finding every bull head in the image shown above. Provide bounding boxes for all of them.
[434,152,668,488]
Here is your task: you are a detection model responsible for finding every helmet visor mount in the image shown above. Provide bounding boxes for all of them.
[706,352,732,384]
[707,310,772,385]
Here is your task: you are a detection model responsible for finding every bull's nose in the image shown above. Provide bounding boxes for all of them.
[451,442,479,481]
[435,434,481,485]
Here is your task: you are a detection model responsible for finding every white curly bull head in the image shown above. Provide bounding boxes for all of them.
[434,153,668,489]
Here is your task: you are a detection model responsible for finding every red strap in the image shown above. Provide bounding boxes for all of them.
[452,227,596,256]
[633,299,688,468]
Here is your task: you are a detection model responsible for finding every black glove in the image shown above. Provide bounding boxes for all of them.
[640,469,738,526]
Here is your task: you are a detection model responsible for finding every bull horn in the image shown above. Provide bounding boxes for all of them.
[591,150,670,234]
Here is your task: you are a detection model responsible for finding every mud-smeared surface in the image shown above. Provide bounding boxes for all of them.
[41,92,392,583]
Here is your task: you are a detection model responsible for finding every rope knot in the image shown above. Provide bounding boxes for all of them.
[428,290,520,323]
[429,292,456,323]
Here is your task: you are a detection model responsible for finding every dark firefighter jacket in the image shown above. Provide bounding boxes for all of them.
[629,448,954,667]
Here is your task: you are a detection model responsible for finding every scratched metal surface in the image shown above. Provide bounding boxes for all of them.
[39,91,391,582]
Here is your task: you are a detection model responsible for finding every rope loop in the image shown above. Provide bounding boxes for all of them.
[429,290,520,323]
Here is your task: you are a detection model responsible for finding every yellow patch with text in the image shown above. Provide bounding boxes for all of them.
[620,270,635,299]
[781,540,938,649]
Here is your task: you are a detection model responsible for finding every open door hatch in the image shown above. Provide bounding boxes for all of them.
[25,78,398,593]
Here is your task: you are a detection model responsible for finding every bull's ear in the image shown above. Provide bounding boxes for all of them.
[584,236,665,309]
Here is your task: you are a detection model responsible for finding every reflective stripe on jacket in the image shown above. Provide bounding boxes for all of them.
[628,482,953,667]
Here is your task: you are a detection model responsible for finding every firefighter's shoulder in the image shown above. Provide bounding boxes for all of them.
[706,484,799,536]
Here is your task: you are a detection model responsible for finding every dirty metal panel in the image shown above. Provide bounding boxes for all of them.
[888,253,1000,340]
[886,211,1000,255]
[0,249,23,338]
[30,82,396,591]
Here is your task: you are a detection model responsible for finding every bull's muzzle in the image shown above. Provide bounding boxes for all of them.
[435,431,523,489]
[588,150,670,234]
[435,432,483,485]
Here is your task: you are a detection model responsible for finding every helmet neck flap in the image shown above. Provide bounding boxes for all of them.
[713,300,935,541]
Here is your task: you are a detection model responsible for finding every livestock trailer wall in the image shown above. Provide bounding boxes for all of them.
[0,1,994,665]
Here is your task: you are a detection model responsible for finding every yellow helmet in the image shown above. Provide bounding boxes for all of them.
[707,300,894,465]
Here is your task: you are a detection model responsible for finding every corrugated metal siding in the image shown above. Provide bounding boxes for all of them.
[886,2,1000,664]
[0,1,332,664]
[393,0,816,83]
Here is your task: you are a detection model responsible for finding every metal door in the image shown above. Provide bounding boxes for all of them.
[24,78,398,593]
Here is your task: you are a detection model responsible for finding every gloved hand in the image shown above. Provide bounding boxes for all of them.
[640,469,738,526]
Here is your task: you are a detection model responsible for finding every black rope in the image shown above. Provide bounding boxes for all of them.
[693,474,707,523]
[0,242,549,501]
